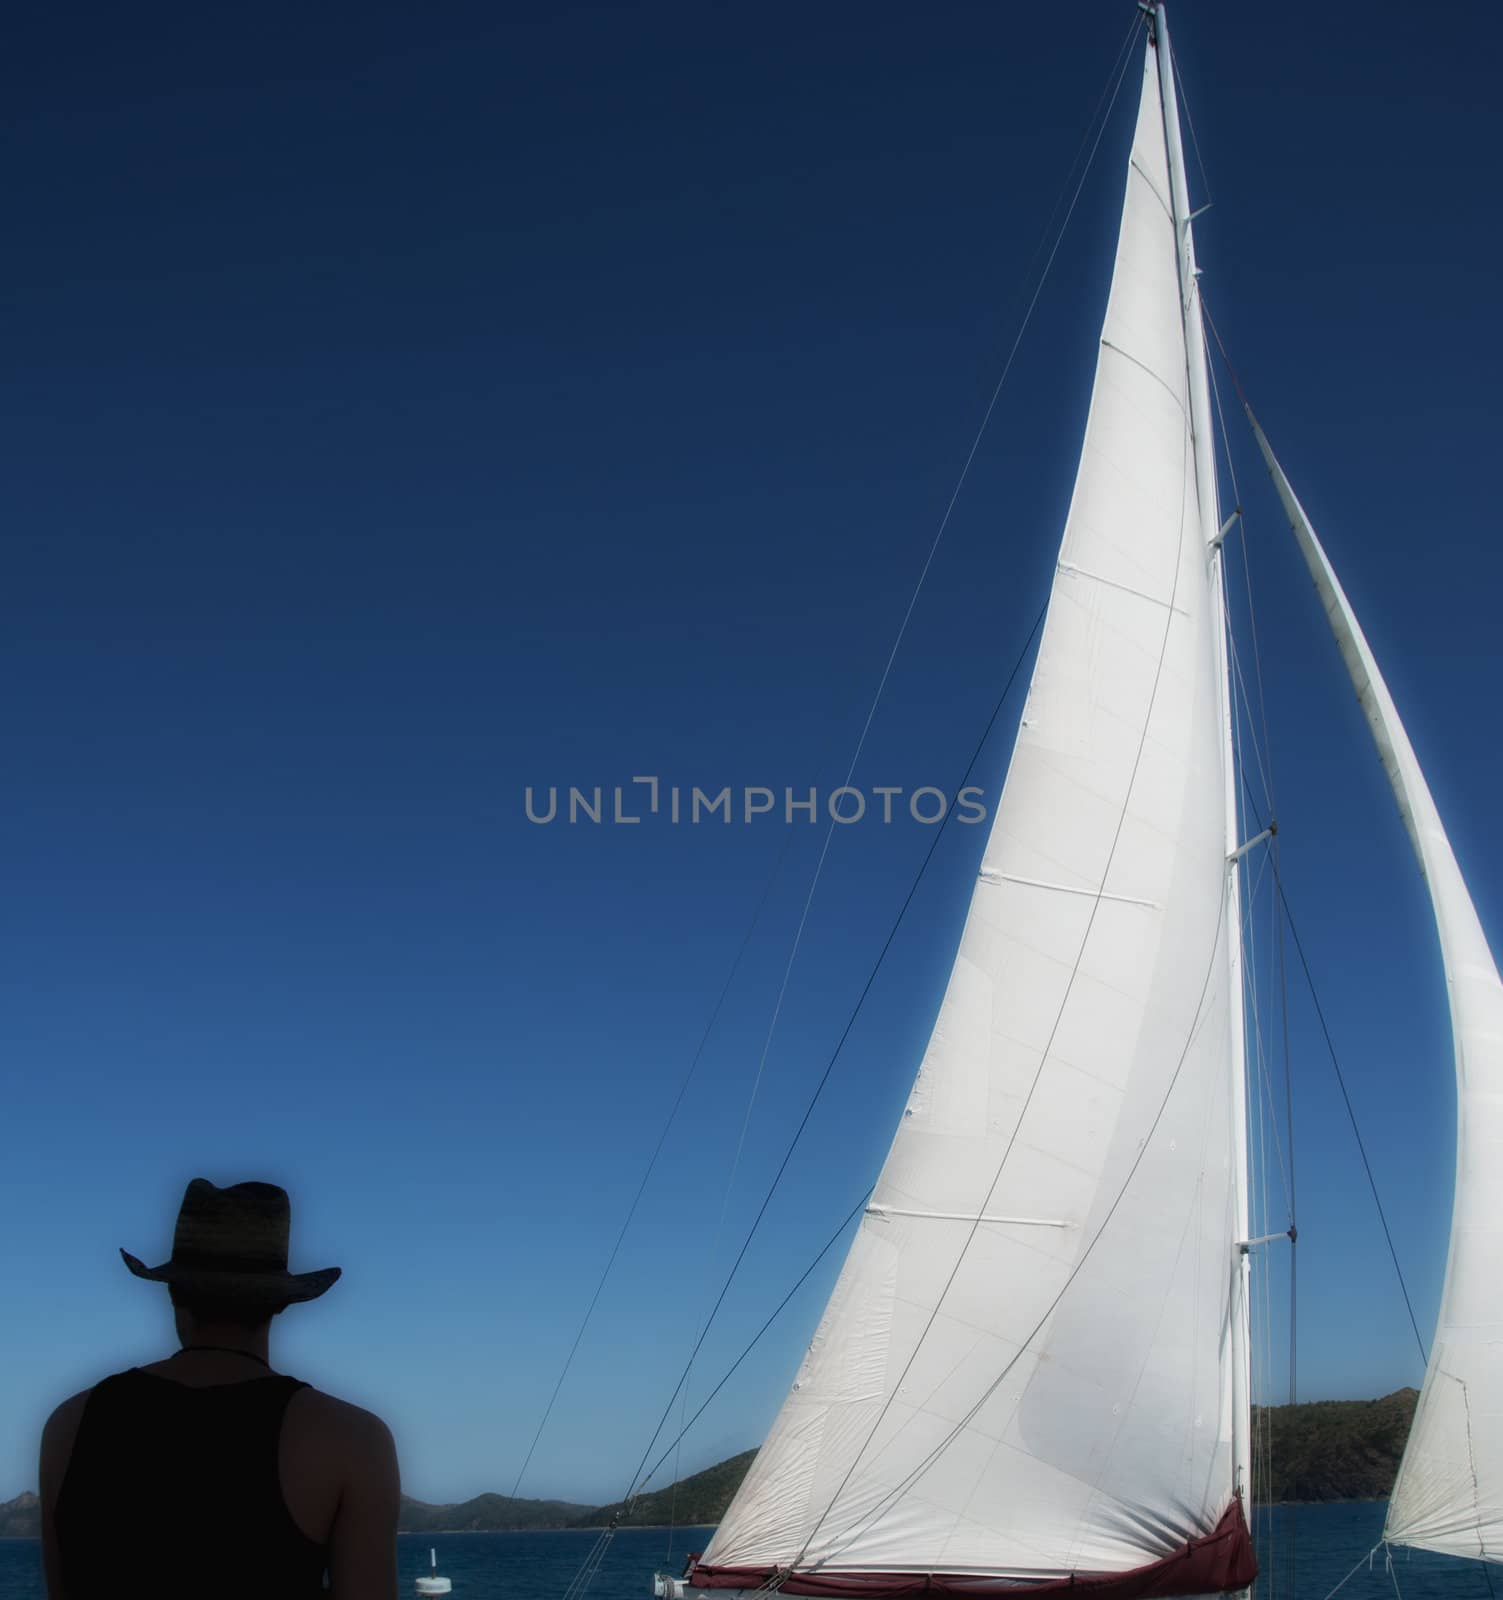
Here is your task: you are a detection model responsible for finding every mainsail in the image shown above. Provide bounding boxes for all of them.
[1249,417,1503,1565]
[687,18,1254,1594]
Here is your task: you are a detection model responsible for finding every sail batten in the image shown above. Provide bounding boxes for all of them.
[693,23,1250,1590]
[1248,414,1503,1565]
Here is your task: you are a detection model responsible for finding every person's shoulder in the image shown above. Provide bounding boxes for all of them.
[41,1370,140,1472]
[44,1386,93,1426]
[39,1387,93,1497]
[42,1387,93,1444]
[293,1384,391,1431]
[290,1386,396,1451]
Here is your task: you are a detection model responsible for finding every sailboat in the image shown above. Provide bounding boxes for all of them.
[642,4,1501,1595]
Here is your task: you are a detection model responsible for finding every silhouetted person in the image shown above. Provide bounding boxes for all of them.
[38,1178,400,1598]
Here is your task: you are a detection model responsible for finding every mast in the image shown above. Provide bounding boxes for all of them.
[1152,2,1253,1508]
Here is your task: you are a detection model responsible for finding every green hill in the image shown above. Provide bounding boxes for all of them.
[1252,1388,1418,1503]
[574,1450,759,1529]
[0,1491,38,1538]
[399,1491,595,1532]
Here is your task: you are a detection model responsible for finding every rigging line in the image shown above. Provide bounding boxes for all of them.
[770,2,1140,818]
[1251,982,1293,1223]
[1243,824,1270,1527]
[562,1529,616,1600]
[792,409,1198,1572]
[1207,326,1293,1482]
[668,848,803,1557]
[1320,1545,1383,1600]
[1228,556,1279,1541]
[1206,331,1279,821]
[1229,643,1299,1228]
[877,0,1142,646]
[598,11,1140,1556]
[1197,220,1288,1557]
[1265,872,1284,1590]
[664,0,1147,1430]
[636,1184,875,1498]
[1207,355,1271,817]
[1275,835,1299,1597]
[562,16,1138,1592]
[618,603,1048,1508]
[1009,12,1146,311]
[665,1459,682,1567]
[1273,864,1428,1366]
[1224,566,1274,819]
[509,822,798,1501]
[1201,307,1274,790]
[1200,299,1259,418]
[1235,661,1280,1544]
[663,833,819,1558]
[666,1381,688,1563]
[854,7,1142,758]
[1226,580,1271,1208]
[1235,773,1294,1225]
[1235,771,1293,1222]
[664,1165,874,1561]
[1204,307,1353,1575]
[1170,45,1214,208]
[1243,846,1292,1219]
[814,864,1232,1570]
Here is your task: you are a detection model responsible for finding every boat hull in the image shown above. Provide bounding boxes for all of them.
[663,1500,1255,1600]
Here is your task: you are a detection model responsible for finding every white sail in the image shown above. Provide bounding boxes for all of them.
[695,32,1248,1587]
[1248,416,1503,1565]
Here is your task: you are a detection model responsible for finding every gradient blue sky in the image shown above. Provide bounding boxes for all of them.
[4,0,1500,1510]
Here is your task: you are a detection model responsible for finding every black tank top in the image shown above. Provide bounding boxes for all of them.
[53,1367,329,1597]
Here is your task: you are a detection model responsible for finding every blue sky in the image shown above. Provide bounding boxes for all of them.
[3,0,1501,1511]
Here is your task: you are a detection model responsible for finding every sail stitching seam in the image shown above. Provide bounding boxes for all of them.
[1456,1372,1484,1559]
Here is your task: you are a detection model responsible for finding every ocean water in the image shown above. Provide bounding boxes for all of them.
[0,1506,1491,1598]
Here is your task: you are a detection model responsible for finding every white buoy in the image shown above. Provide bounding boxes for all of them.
[416,1545,453,1595]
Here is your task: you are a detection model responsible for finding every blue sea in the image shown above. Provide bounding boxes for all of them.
[0,1506,1491,1598]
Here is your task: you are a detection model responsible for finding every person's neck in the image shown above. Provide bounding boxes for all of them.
[174,1327,273,1367]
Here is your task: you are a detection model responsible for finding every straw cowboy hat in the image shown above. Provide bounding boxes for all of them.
[121,1178,341,1304]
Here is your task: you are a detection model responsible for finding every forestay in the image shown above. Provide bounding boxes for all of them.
[1249,417,1503,1566]
[690,33,1251,1594]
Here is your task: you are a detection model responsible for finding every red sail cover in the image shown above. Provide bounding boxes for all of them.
[686,1499,1255,1599]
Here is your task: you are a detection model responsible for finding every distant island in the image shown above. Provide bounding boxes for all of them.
[0,1392,1418,1538]
[1251,1387,1418,1504]
[0,1491,37,1538]
[397,1450,758,1535]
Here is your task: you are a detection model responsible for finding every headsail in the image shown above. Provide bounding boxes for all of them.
[688,23,1253,1594]
[1249,415,1503,1564]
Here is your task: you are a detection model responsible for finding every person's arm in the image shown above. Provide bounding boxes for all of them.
[38,1391,88,1600]
[327,1407,400,1600]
